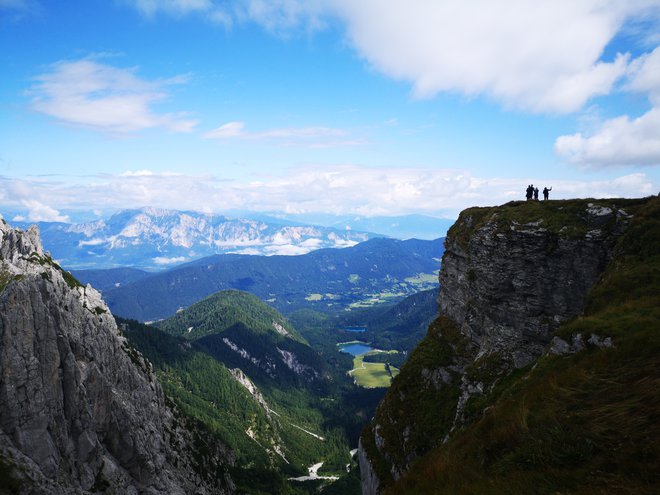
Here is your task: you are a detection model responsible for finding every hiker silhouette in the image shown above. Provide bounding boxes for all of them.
[526,184,533,200]
[543,186,552,200]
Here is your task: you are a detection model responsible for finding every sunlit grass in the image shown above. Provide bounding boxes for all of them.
[349,352,400,388]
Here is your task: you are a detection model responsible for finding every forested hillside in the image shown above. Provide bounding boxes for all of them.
[119,289,386,493]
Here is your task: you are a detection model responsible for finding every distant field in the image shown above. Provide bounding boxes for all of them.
[349,352,400,388]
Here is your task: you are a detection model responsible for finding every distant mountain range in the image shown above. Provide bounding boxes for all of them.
[12,207,377,270]
[227,212,455,241]
[74,237,444,322]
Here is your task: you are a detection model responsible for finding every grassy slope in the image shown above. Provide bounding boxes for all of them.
[384,196,660,494]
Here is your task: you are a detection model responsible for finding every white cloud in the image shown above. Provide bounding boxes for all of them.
[78,238,106,247]
[555,46,660,168]
[235,0,326,33]
[555,108,660,168]
[119,1,660,115]
[203,121,246,138]
[124,0,326,32]
[29,58,196,134]
[334,0,643,114]
[153,256,188,265]
[0,167,655,220]
[126,0,212,17]
[626,45,660,104]
[13,199,69,222]
[263,244,310,256]
[203,121,362,146]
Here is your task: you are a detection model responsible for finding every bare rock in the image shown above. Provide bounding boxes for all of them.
[0,221,233,494]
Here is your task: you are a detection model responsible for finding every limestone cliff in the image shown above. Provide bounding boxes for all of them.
[0,219,234,494]
[359,197,660,494]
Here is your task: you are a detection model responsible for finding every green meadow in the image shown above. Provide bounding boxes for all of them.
[349,351,400,388]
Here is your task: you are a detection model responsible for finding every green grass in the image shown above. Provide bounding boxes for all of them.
[448,197,649,250]
[349,354,399,388]
[404,272,439,285]
[24,252,83,289]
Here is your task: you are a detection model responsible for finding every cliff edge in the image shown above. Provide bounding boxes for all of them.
[0,219,233,494]
[359,197,660,494]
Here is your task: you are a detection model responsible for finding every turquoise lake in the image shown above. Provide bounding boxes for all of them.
[338,343,373,356]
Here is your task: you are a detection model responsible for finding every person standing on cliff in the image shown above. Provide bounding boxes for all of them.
[526,184,533,200]
[533,187,539,200]
[543,186,552,200]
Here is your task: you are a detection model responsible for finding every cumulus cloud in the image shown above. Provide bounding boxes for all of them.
[0,167,655,220]
[555,46,660,168]
[555,108,660,168]
[12,199,69,222]
[335,0,643,113]
[28,58,196,134]
[122,0,660,114]
[626,45,660,104]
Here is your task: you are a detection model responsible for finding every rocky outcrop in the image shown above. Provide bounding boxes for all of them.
[359,199,636,494]
[276,348,320,381]
[0,221,233,494]
[439,203,628,370]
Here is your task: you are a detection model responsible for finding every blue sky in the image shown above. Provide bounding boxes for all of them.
[1,0,659,223]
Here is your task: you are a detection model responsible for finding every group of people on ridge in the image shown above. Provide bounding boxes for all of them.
[526,184,551,201]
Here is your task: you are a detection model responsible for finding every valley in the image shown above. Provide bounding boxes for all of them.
[338,343,402,388]
[116,285,424,493]
[89,235,444,493]
[3,198,657,494]
[0,214,441,494]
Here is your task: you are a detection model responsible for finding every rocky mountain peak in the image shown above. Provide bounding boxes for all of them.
[0,221,44,269]
[0,221,233,494]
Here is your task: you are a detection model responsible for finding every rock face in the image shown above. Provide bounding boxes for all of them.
[357,438,380,495]
[359,200,635,494]
[0,220,233,494]
[439,204,626,370]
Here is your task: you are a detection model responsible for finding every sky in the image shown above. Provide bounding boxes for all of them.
[1,0,660,223]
